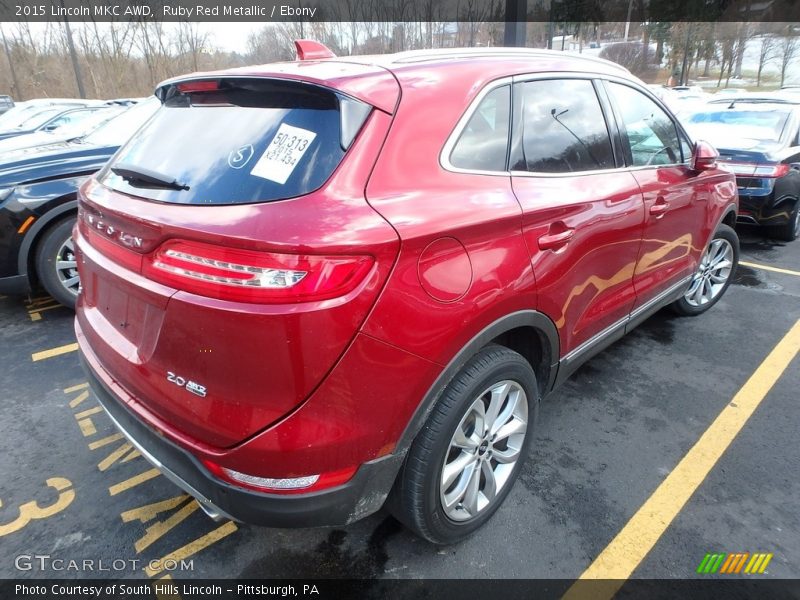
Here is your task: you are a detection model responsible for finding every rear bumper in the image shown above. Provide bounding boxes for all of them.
[737,189,795,227]
[79,348,404,528]
[0,274,29,294]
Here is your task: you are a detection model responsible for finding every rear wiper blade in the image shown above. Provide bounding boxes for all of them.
[111,163,189,191]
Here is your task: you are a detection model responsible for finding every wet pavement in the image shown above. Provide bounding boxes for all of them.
[0,225,798,583]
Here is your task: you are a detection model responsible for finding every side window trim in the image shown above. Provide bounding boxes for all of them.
[592,79,625,169]
[598,79,634,166]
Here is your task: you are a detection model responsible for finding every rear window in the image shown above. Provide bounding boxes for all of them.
[686,109,790,143]
[100,79,371,205]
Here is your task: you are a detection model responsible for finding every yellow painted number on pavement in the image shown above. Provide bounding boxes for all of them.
[0,477,75,536]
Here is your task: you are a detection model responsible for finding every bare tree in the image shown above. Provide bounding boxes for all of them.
[778,26,799,87]
[756,35,778,87]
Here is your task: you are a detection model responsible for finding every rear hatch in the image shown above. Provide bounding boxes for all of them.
[75,72,400,448]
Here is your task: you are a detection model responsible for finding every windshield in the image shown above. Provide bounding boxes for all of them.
[100,80,371,205]
[685,109,791,144]
[52,107,123,138]
[17,107,65,130]
[0,105,39,129]
[84,98,160,146]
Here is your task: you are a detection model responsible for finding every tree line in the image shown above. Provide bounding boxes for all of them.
[0,20,797,101]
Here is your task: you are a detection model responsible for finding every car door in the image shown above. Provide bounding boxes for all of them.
[509,76,645,363]
[602,80,708,313]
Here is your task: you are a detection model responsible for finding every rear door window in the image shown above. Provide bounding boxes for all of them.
[100,79,371,205]
[511,78,615,174]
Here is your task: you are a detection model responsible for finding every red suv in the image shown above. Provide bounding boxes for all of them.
[75,42,739,544]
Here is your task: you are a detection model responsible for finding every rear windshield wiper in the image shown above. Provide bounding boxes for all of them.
[111,163,189,191]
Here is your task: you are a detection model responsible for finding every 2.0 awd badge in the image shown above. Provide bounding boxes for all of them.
[167,371,207,398]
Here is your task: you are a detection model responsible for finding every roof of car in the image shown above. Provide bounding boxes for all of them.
[355,46,629,73]
[157,45,635,114]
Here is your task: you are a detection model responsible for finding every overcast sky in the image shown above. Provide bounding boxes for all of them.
[199,22,266,53]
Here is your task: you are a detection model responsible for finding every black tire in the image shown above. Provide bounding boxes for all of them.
[766,199,800,242]
[671,223,739,316]
[35,216,79,309]
[388,345,539,544]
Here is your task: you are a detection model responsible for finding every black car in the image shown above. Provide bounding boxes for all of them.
[683,97,800,241]
[0,98,159,307]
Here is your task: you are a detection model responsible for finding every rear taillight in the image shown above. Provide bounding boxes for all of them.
[753,164,790,177]
[720,162,790,178]
[142,239,373,304]
[201,460,357,495]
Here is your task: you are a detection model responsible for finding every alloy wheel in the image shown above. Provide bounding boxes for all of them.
[55,237,80,297]
[684,238,734,307]
[439,380,528,522]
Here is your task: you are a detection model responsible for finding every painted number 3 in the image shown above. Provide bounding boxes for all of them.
[0,477,75,536]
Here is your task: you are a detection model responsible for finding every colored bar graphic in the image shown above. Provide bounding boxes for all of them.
[710,554,725,573]
[698,552,773,575]
[696,553,712,574]
[734,553,750,574]
[720,554,736,573]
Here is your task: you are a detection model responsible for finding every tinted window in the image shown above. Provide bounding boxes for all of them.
[450,85,510,171]
[607,82,681,167]
[513,79,615,173]
[45,108,96,130]
[685,109,790,143]
[101,80,370,205]
[85,98,159,146]
[18,107,63,129]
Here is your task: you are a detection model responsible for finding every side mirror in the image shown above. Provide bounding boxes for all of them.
[691,140,719,171]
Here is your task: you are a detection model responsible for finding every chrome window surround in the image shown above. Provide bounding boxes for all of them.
[439,71,696,179]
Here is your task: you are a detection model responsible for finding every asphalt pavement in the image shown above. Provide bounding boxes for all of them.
[0,225,797,587]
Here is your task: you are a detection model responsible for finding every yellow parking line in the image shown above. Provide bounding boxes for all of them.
[74,406,103,420]
[564,319,800,600]
[32,343,78,361]
[739,261,800,278]
[77,418,97,437]
[109,468,161,496]
[88,433,124,450]
[144,521,238,577]
[28,303,63,315]
[64,382,89,394]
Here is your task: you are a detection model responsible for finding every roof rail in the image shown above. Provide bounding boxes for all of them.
[388,47,630,73]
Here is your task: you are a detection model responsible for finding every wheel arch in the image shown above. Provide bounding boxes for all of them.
[720,203,737,230]
[18,199,78,280]
[394,310,559,457]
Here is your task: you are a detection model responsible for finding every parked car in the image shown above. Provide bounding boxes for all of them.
[0,98,102,131]
[0,95,14,115]
[0,105,108,141]
[0,98,160,306]
[74,43,738,544]
[683,97,800,240]
[0,105,124,155]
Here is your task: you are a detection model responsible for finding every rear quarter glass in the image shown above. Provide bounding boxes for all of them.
[98,79,371,205]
